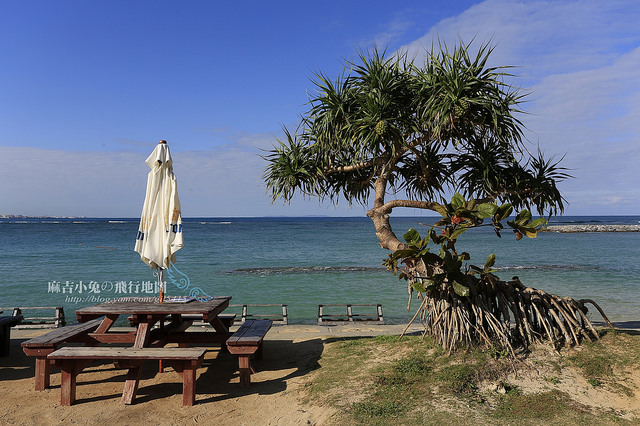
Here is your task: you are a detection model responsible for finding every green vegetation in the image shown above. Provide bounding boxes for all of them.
[263,40,567,255]
[263,40,609,353]
[306,331,640,425]
[565,331,638,396]
[383,193,605,353]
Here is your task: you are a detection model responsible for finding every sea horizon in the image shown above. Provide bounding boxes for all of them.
[2,215,639,325]
[2,214,639,219]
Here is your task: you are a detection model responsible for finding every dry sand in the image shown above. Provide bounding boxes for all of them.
[0,324,422,425]
[3,324,639,425]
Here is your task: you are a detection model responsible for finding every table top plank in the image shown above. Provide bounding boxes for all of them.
[75,297,231,322]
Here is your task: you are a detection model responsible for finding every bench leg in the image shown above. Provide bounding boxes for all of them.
[122,363,144,405]
[0,325,9,357]
[168,360,199,406]
[182,362,197,406]
[255,342,264,360]
[238,356,252,388]
[158,342,191,374]
[35,357,52,390]
[59,360,77,406]
[58,359,93,405]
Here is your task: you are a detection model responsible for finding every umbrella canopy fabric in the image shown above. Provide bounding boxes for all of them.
[134,141,183,270]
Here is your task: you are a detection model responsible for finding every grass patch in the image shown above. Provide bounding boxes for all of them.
[304,332,640,425]
[494,390,589,422]
[566,331,640,396]
[545,376,561,385]
[568,352,613,380]
[437,363,479,395]
[352,400,405,420]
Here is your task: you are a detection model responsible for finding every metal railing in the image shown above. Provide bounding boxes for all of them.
[230,304,288,325]
[317,304,383,325]
[0,307,66,328]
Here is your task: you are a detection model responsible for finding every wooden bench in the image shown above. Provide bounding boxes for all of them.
[48,346,206,406]
[0,315,23,357]
[21,317,104,390]
[226,319,272,387]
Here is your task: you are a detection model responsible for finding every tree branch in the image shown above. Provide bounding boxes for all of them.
[378,199,442,214]
[323,159,376,174]
[322,135,429,175]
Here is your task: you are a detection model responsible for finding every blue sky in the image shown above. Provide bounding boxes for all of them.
[1,0,639,217]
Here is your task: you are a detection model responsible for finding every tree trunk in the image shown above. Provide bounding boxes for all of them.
[366,174,404,251]
[366,208,404,251]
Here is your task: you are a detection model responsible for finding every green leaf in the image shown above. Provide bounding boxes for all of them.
[422,251,444,265]
[497,204,513,221]
[412,280,427,293]
[392,249,417,259]
[515,209,532,225]
[451,193,465,209]
[469,265,483,273]
[433,203,449,217]
[464,199,477,210]
[476,203,498,219]
[445,259,463,274]
[529,218,547,229]
[450,227,468,240]
[484,253,496,271]
[403,228,421,244]
[452,281,470,297]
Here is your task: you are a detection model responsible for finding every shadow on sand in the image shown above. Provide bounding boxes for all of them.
[2,336,327,406]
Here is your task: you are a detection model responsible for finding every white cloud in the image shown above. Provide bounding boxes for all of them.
[0,144,367,218]
[397,0,640,214]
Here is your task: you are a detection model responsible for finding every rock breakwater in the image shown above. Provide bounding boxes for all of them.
[543,225,640,233]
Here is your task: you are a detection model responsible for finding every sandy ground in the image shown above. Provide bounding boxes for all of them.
[0,323,423,425]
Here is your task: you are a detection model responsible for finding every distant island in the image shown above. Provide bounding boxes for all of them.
[543,224,640,232]
[0,214,86,219]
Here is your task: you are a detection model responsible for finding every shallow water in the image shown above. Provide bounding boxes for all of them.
[1,216,638,323]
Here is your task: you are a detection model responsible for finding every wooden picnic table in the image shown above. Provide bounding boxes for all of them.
[71,296,232,404]
[75,297,232,346]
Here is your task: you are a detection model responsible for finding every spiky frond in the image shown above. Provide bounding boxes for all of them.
[263,41,567,219]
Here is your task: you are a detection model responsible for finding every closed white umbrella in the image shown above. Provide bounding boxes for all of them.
[134,140,183,302]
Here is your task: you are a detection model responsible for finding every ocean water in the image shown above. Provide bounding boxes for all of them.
[1,215,639,324]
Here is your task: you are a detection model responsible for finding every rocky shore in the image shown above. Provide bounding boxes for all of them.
[543,224,640,233]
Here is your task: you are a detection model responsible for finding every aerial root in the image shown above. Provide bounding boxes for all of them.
[401,277,608,353]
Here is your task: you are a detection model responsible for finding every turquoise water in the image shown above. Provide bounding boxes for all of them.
[1,216,639,324]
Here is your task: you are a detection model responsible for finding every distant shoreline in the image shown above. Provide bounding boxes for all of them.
[0,214,85,219]
[543,224,640,233]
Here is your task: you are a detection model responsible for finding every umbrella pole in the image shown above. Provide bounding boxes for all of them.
[159,268,165,303]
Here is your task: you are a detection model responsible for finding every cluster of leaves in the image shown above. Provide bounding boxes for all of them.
[263,41,568,218]
[384,193,547,297]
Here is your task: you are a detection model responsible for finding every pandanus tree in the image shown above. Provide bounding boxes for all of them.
[263,41,610,353]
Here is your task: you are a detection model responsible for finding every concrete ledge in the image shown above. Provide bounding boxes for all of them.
[543,225,640,233]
